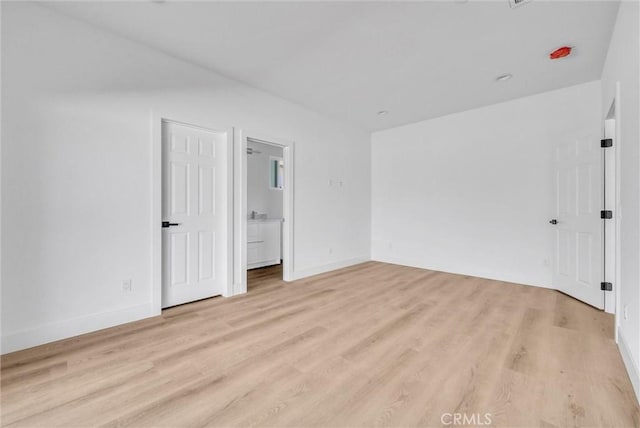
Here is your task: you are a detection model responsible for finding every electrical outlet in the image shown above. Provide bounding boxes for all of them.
[122,279,132,292]
[328,247,333,255]
[543,259,550,267]
[624,305,629,320]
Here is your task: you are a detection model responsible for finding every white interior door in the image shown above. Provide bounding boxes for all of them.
[162,121,228,308]
[552,134,603,309]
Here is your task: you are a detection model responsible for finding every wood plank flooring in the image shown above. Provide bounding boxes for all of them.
[1,262,638,427]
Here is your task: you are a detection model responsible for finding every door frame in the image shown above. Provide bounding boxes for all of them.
[233,129,295,295]
[151,113,234,314]
[603,83,622,339]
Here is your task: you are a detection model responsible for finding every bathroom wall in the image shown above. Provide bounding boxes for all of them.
[247,141,284,219]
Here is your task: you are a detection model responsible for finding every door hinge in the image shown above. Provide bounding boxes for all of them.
[601,210,613,219]
[601,282,613,291]
[601,138,613,148]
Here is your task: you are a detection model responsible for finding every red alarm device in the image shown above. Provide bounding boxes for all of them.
[550,46,572,60]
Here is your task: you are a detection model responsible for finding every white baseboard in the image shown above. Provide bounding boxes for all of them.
[291,256,370,281]
[1,302,156,355]
[618,327,640,404]
[371,255,553,290]
[248,259,281,270]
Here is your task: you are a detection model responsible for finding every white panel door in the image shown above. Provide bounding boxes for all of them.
[162,121,228,308]
[552,134,603,309]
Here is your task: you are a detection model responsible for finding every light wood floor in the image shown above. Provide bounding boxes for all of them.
[247,263,283,291]
[1,262,638,427]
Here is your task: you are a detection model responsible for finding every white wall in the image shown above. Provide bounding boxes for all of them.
[601,0,640,401]
[1,3,371,353]
[372,81,602,288]
[247,141,283,219]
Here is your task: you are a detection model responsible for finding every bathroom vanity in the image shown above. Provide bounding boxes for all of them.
[247,218,282,269]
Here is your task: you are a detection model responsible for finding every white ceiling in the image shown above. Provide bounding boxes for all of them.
[44,1,620,131]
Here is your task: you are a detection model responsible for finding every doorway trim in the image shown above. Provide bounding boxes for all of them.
[602,83,621,338]
[233,129,295,295]
[151,113,234,314]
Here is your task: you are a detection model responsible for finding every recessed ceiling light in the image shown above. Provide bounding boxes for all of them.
[377,110,388,116]
[496,74,513,82]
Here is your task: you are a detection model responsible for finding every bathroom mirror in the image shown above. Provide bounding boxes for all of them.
[269,156,284,190]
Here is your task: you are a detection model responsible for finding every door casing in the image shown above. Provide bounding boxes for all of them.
[602,83,621,340]
[233,129,295,295]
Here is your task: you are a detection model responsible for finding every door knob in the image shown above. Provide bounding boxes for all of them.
[549,219,558,225]
[162,221,181,228]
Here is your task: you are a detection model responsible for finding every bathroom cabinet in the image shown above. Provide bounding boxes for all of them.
[247,219,282,269]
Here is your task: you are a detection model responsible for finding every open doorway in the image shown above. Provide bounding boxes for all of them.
[246,139,285,290]
[231,131,294,296]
